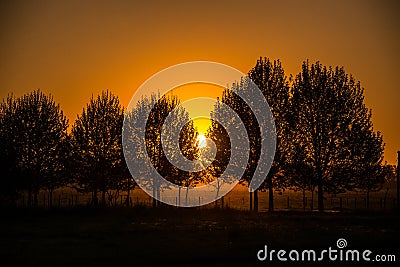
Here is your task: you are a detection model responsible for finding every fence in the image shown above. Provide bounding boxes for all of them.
[13,186,399,212]
[218,189,398,211]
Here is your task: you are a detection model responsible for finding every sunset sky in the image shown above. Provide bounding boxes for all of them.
[0,0,399,164]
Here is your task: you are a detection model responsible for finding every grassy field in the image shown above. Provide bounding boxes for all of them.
[1,207,399,266]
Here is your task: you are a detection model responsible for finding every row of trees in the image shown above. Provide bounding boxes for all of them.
[0,90,131,207]
[209,58,389,211]
[0,90,206,207]
[0,58,394,211]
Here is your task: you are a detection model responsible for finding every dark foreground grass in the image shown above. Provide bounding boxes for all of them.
[0,207,399,266]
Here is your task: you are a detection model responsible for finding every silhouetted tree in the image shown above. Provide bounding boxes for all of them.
[207,102,234,205]
[248,57,291,211]
[124,93,200,207]
[209,77,269,211]
[71,90,129,206]
[382,164,398,207]
[343,118,385,208]
[209,58,290,212]
[0,90,69,207]
[0,95,20,205]
[175,119,203,204]
[286,142,316,210]
[291,61,385,211]
[212,84,260,211]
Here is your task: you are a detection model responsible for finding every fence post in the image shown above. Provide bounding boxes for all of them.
[397,151,399,210]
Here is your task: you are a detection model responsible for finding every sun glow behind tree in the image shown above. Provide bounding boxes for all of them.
[197,134,207,148]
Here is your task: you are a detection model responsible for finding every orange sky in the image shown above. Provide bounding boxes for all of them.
[168,83,225,134]
[0,0,399,164]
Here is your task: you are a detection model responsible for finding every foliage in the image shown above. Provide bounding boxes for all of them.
[0,90,69,206]
[248,57,291,211]
[71,90,129,205]
[290,61,386,211]
[124,93,201,205]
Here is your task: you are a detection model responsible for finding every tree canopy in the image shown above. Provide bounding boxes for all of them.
[290,61,385,211]
[71,90,129,206]
[0,90,68,207]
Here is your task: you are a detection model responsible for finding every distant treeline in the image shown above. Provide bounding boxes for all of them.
[0,58,397,211]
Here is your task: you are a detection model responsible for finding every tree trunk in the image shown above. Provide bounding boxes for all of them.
[185,187,189,206]
[302,190,306,211]
[126,177,131,207]
[317,177,324,212]
[157,188,161,207]
[249,191,253,211]
[93,189,98,206]
[28,188,32,208]
[311,189,314,211]
[366,188,370,209]
[178,186,181,206]
[33,189,38,208]
[215,182,221,202]
[254,189,258,212]
[384,186,389,209]
[268,185,274,212]
[49,189,53,208]
[152,181,157,208]
[101,190,106,207]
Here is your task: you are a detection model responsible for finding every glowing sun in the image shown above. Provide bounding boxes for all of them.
[197,134,207,148]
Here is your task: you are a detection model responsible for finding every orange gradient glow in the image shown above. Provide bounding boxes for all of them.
[167,82,225,134]
[0,0,398,163]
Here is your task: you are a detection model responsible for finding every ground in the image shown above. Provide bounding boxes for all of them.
[1,207,399,266]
